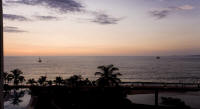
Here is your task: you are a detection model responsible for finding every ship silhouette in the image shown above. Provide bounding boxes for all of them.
[38,57,42,63]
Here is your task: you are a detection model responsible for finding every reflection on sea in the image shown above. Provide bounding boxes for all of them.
[4,89,31,109]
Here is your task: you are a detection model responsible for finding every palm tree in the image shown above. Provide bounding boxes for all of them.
[83,78,92,86]
[47,80,53,86]
[54,76,63,86]
[37,76,47,86]
[27,78,37,86]
[18,76,25,85]
[95,64,122,87]
[6,74,14,85]
[10,69,23,85]
[65,75,83,87]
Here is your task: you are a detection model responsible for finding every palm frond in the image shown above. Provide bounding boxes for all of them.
[110,67,119,73]
[107,64,114,69]
[95,72,103,76]
[97,66,106,70]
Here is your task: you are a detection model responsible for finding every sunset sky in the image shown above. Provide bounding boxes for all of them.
[3,0,200,56]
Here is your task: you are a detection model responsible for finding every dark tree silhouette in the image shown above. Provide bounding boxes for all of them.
[27,78,37,86]
[6,74,14,85]
[65,75,83,87]
[37,76,47,86]
[95,64,122,87]
[47,80,53,86]
[18,76,25,85]
[54,76,64,86]
[83,78,92,86]
[10,69,24,85]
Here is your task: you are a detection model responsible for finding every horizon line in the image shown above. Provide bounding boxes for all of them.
[3,55,193,57]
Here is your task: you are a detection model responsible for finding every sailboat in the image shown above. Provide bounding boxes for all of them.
[156,56,160,59]
[38,57,42,63]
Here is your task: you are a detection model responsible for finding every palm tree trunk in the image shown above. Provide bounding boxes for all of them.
[0,0,3,108]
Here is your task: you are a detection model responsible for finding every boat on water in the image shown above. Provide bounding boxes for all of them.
[156,56,160,59]
[38,57,42,63]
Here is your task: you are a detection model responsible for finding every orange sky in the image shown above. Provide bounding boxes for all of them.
[3,0,200,56]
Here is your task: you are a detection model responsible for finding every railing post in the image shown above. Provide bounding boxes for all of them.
[155,89,158,107]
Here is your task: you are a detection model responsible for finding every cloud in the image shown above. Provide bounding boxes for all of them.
[4,26,27,33]
[177,5,194,10]
[150,9,170,19]
[91,13,122,25]
[34,15,58,20]
[3,14,30,21]
[150,5,195,19]
[6,0,84,13]
[5,0,123,25]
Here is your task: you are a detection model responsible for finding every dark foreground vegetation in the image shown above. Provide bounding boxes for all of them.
[30,86,131,109]
[3,64,191,109]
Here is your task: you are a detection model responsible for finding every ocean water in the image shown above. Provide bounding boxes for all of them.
[4,56,200,83]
